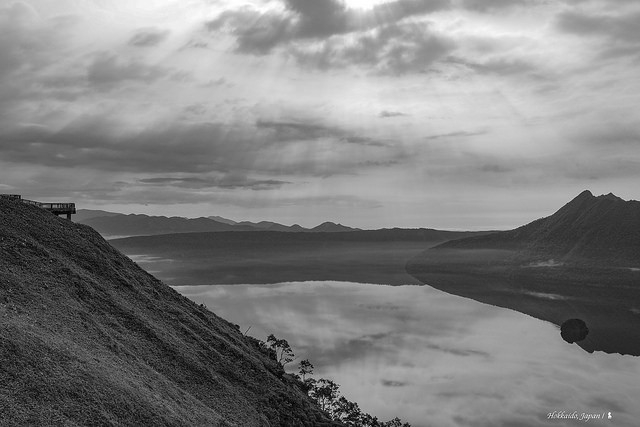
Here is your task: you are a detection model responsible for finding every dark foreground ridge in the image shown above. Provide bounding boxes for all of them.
[0,197,340,426]
[407,190,640,355]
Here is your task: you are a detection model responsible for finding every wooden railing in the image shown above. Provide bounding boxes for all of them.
[1,194,76,219]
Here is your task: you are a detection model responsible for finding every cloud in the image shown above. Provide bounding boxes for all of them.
[556,10,640,43]
[256,119,388,146]
[291,23,455,74]
[380,110,407,118]
[207,9,292,55]
[138,175,291,191]
[367,0,452,22]
[0,3,66,80]
[381,379,407,387]
[573,123,640,148]
[460,0,534,12]
[206,0,452,56]
[0,112,403,182]
[448,56,540,77]
[129,28,170,47]
[425,343,491,358]
[423,130,486,140]
[87,52,170,88]
[256,119,342,141]
[284,0,351,39]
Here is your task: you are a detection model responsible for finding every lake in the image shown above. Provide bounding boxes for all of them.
[174,281,640,427]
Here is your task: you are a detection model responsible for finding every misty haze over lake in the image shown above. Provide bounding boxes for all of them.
[176,281,640,427]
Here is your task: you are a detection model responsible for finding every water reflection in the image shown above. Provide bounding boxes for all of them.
[175,282,640,427]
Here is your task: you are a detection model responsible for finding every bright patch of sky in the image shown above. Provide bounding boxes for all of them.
[1,0,639,229]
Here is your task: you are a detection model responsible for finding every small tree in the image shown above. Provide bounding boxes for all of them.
[309,378,340,412]
[332,396,363,426]
[298,359,314,381]
[266,334,295,366]
[381,417,411,427]
[360,413,381,427]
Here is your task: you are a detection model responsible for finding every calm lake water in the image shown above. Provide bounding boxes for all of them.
[174,281,640,427]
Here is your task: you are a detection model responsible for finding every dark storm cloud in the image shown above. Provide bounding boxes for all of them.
[87,52,170,88]
[129,28,171,47]
[206,0,451,56]
[284,0,351,38]
[291,23,455,74]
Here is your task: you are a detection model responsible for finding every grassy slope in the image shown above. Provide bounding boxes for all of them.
[110,229,487,285]
[0,199,339,427]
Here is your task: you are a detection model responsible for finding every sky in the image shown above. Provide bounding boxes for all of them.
[1,0,639,229]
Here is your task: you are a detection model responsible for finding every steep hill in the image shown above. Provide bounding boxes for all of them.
[436,190,640,265]
[0,198,339,426]
[407,191,640,355]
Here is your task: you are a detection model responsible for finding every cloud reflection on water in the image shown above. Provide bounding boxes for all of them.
[176,282,639,427]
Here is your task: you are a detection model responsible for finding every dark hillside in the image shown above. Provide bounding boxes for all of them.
[437,190,640,264]
[0,198,339,426]
[407,191,640,355]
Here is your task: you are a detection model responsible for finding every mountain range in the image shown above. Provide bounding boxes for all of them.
[432,190,640,265]
[77,210,359,238]
[407,190,640,355]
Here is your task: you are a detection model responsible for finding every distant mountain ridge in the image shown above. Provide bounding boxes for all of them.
[406,190,640,355]
[437,190,640,265]
[79,213,245,238]
[78,209,361,238]
[207,215,237,225]
[310,222,360,232]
